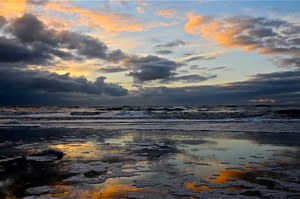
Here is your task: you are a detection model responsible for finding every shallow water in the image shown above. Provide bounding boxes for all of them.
[0,106,299,198]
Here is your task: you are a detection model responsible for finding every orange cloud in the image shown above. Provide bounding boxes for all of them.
[47,60,102,80]
[156,9,177,18]
[45,1,168,32]
[185,13,257,51]
[136,0,149,14]
[0,0,27,18]
[185,12,300,58]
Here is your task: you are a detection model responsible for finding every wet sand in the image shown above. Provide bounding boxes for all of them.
[0,127,299,199]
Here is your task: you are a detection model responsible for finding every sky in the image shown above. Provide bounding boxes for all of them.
[0,0,299,105]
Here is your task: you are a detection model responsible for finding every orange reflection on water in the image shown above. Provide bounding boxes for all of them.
[50,141,102,160]
[186,183,214,193]
[80,183,140,198]
[209,169,245,184]
[186,169,247,193]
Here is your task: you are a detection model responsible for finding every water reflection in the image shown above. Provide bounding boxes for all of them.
[80,183,140,199]
[0,128,299,198]
[51,141,103,160]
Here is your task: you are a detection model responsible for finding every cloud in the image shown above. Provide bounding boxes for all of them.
[98,66,129,73]
[0,14,128,67]
[0,0,27,18]
[155,50,173,55]
[155,9,177,18]
[135,70,300,105]
[125,55,184,83]
[155,39,186,48]
[136,0,149,14]
[185,13,300,67]
[179,52,219,62]
[0,36,71,66]
[0,16,6,27]
[0,68,128,96]
[207,66,228,71]
[1,13,187,86]
[10,14,112,60]
[189,65,207,70]
[45,1,170,32]
[0,69,299,105]
[249,99,277,103]
[273,57,300,69]
[160,74,217,84]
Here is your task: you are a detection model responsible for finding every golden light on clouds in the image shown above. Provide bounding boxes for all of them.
[48,60,102,80]
[45,1,168,32]
[0,0,27,18]
[185,13,257,51]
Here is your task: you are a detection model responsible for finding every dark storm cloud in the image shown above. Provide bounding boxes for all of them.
[0,13,189,93]
[160,74,217,84]
[125,55,184,83]
[98,66,129,73]
[155,39,186,48]
[10,14,125,60]
[0,14,128,67]
[0,70,299,105]
[0,69,128,96]
[155,50,173,55]
[0,36,71,65]
[134,70,300,105]
[11,13,56,44]
[2,13,183,84]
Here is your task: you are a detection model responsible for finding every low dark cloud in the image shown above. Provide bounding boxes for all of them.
[98,66,129,73]
[0,70,299,105]
[155,39,186,48]
[134,70,300,105]
[125,55,184,83]
[155,50,173,55]
[0,69,128,96]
